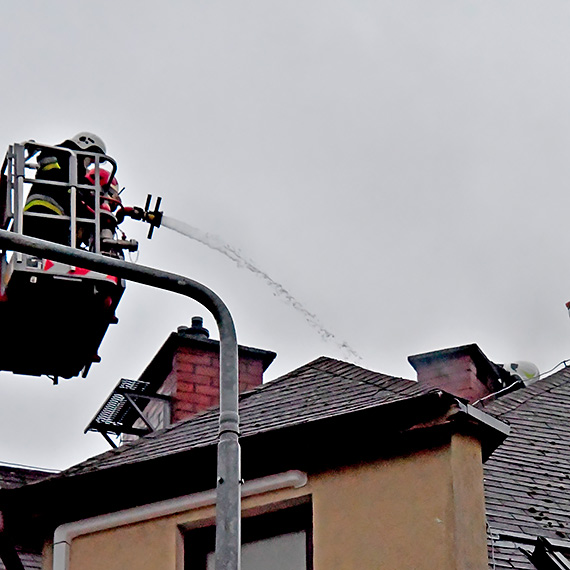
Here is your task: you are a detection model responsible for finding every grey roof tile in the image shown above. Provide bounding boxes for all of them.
[0,465,54,489]
[481,366,570,568]
[53,357,423,480]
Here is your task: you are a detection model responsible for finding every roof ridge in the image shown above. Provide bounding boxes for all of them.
[305,356,411,388]
[240,356,342,398]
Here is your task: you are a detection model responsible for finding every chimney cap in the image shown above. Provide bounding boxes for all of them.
[178,316,210,339]
[408,343,513,389]
[408,344,484,368]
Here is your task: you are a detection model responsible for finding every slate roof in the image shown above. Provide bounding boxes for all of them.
[54,356,426,479]
[0,464,54,489]
[10,353,566,570]
[0,464,55,570]
[480,365,570,569]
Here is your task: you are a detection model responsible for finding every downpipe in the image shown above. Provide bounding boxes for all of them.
[0,230,241,570]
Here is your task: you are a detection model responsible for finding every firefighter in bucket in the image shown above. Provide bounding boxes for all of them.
[0,135,163,379]
[23,132,107,246]
[22,132,139,257]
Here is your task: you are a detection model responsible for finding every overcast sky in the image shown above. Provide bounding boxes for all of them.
[1,1,570,470]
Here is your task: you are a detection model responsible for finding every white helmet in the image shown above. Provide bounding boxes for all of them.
[502,361,540,386]
[62,132,106,154]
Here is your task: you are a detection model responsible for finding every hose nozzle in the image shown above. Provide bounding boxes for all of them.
[143,195,163,239]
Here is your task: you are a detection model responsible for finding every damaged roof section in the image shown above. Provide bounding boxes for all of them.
[481,365,570,569]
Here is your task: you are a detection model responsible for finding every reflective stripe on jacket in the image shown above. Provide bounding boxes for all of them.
[24,194,65,216]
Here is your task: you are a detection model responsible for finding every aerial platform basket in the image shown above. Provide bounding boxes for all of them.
[0,141,129,381]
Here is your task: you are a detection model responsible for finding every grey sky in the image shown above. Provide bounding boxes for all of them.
[1,1,570,469]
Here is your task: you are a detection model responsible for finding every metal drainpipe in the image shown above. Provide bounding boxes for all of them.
[0,230,241,570]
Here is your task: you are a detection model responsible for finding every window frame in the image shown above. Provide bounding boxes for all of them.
[184,498,313,570]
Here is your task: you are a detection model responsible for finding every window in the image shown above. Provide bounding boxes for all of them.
[531,536,570,570]
[185,501,312,570]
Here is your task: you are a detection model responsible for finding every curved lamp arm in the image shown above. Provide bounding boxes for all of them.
[0,229,241,570]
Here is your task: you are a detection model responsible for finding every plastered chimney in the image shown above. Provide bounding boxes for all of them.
[408,344,513,404]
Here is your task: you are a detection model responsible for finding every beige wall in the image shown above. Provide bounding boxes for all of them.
[44,433,487,570]
[312,433,487,570]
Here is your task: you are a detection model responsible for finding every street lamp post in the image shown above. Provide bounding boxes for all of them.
[0,229,241,570]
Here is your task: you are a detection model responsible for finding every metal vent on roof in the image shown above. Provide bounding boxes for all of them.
[95,378,150,426]
[85,378,171,448]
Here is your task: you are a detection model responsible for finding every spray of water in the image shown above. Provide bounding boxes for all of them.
[161,215,362,362]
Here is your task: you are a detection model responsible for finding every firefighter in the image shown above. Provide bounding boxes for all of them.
[23,132,107,245]
[81,167,123,252]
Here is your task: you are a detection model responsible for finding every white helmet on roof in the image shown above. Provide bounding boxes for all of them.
[502,361,540,386]
[62,132,106,154]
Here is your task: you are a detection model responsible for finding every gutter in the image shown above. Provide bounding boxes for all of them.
[453,400,510,437]
[52,470,307,570]
[450,398,510,461]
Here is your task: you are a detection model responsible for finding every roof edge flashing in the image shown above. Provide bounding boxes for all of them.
[447,399,510,460]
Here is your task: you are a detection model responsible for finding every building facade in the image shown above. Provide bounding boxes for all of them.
[1,322,569,569]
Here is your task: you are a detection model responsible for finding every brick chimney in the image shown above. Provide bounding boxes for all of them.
[132,316,276,432]
[407,344,515,404]
[166,317,275,422]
